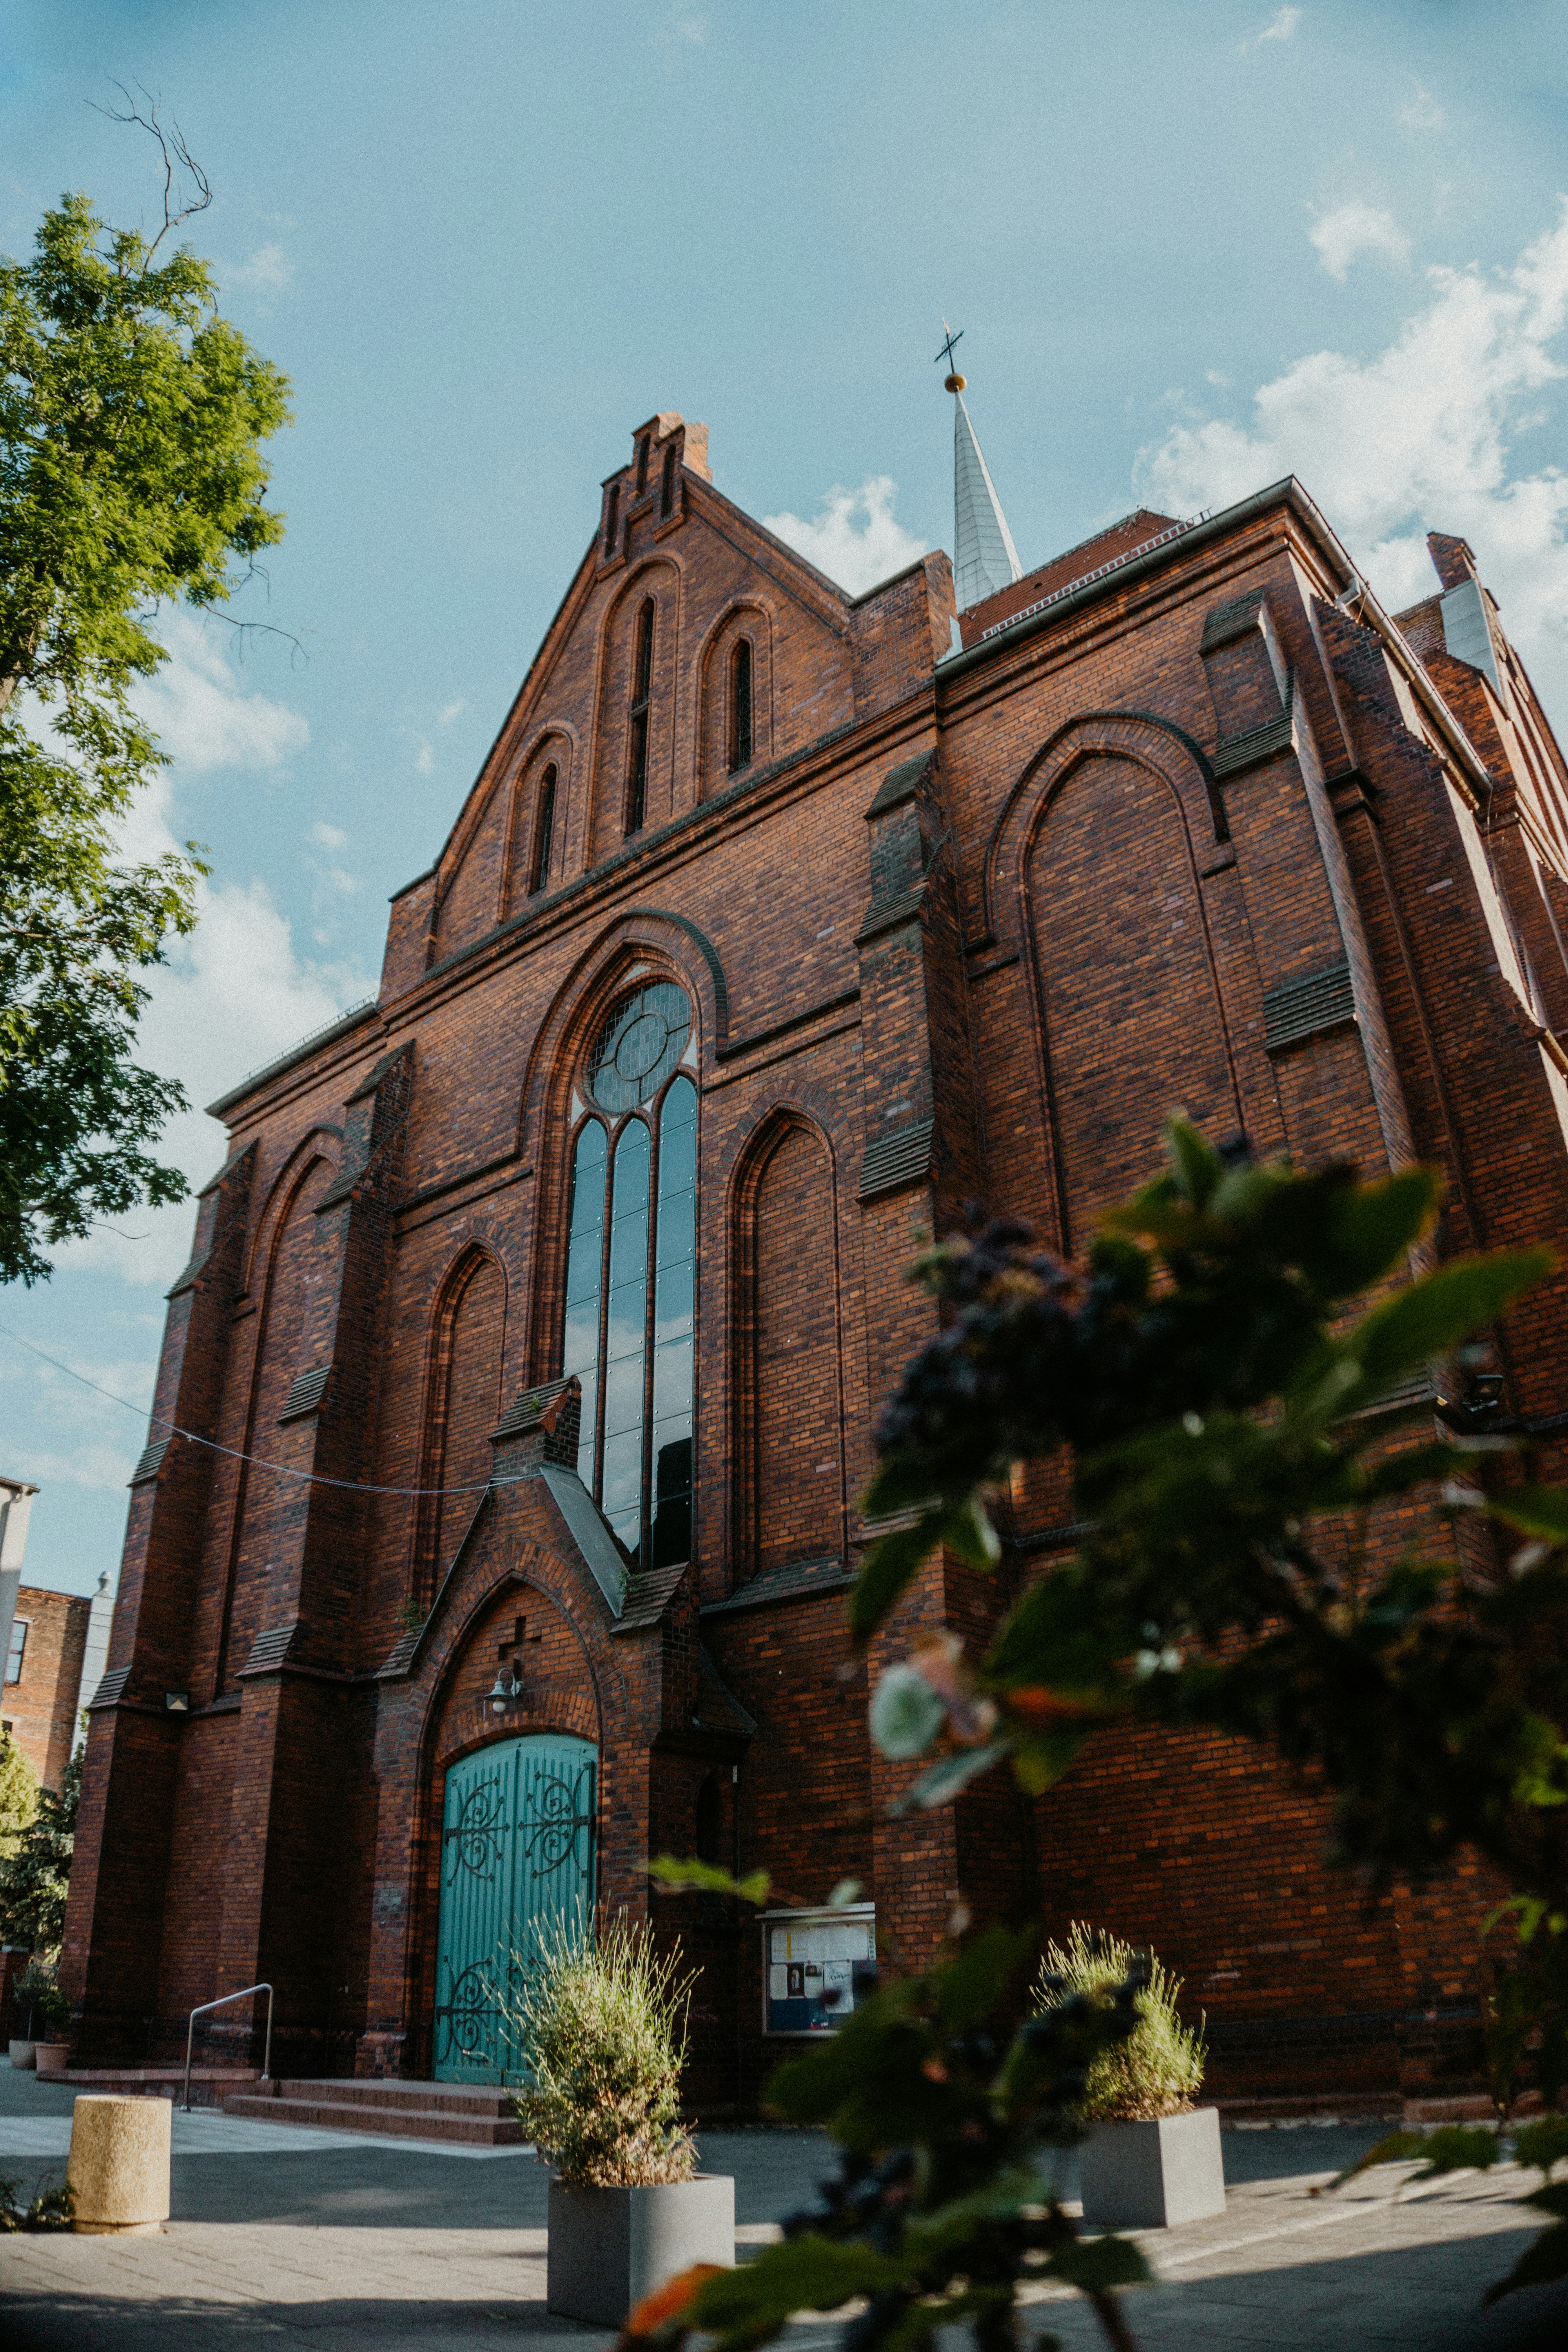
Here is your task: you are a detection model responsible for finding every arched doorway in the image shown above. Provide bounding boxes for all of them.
[432,1733,597,2083]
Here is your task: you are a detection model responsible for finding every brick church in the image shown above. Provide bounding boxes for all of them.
[62,376,1568,2111]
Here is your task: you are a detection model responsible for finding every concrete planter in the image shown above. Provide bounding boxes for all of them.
[547,2173,734,2325]
[34,2043,71,2075]
[1079,2105,1225,2229]
[8,2038,36,2069]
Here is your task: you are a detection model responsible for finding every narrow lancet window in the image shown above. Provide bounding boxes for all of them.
[601,1120,650,1560]
[660,442,677,519]
[559,985,697,1570]
[650,1074,697,1566]
[729,639,753,774]
[635,435,650,494]
[603,483,620,557]
[562,1120,609,1490]
[625,599,654,836]
[529,764,557,895]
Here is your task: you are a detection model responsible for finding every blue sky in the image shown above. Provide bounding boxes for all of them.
[3,0,1566,1592]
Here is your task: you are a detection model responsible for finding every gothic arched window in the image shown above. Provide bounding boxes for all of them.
[529,764,557,895]
[560,982,696,1570]
[625,600,655,837]
[729,639,753,774]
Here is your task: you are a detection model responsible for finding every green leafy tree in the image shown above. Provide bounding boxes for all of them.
[0,98,291,1283]
[639,1127,1568,2350]
[0,1748,79,1956]
[0,1726,38,1860]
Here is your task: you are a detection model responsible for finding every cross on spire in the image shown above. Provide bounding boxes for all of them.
[935,320,965,380]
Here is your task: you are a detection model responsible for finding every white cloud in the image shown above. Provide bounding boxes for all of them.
[655,4,706,42]
[437,699,466,726]
[133,611,309,774]
[1242,5,1300,51]
[0,1344,154,1492]
[762,475,929,597]
[226,242,294,300]
[1140,198,1568,727]
[55,775,375,1289]
[1309,200,1412,281]
[49,628,369,1287]
[1400,84,1445,132]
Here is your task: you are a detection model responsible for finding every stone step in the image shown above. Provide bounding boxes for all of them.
[223,2091,526,2145]
[257,2076,519,2119]
[39,2065,261,2109]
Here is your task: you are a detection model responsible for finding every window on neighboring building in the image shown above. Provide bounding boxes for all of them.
[729,638,753,774]
[625,600,655,836]
[560,983,696,1570]
[530,764,557,895]
[660,441,678,520]
[5,1619,26,1684]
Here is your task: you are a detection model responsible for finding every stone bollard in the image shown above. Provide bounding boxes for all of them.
[68,2094,171,2235]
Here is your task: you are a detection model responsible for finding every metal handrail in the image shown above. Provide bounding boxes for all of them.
[183,1982,273,2112]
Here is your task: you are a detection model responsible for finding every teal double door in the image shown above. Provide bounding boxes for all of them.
[432,1733,597,2083]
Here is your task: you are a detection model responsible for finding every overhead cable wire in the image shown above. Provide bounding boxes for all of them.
[0,1320,504,1499]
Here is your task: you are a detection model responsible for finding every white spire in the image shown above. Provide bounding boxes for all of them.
[952,386,1023,610]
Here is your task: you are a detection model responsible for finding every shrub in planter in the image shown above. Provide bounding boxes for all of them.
[13,1963,67,2048]
[1036,1922,1205,2122]
[1036,1923,1223,2228]
[504,1916,732,2325]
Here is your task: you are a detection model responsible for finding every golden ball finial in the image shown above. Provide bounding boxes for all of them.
[944,372,966,393]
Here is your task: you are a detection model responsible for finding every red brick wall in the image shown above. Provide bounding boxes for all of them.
[4,1585,88,1789]
[428,1251,508,1591]
[748,1122,843,1576]
[62,437,1568,2106]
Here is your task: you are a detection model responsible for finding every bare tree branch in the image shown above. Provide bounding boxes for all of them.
[89,81,212,265]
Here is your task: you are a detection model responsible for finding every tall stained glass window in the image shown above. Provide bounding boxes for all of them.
[561,984,697,1570]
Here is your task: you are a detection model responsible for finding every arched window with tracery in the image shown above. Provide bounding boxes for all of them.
[560,981,696,1570]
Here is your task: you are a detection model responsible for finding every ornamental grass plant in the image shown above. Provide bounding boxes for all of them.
[506,1914,697,2186]
[1036,1924,1205,2122]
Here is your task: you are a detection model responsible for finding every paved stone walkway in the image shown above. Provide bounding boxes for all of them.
[1,2065,1565,2349]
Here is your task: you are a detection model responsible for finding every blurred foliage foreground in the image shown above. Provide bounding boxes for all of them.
[646,1125,1568,2350]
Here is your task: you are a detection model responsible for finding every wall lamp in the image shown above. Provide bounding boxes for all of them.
[490,1664,523,1716]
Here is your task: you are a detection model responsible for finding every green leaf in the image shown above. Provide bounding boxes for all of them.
[1313,1167,1440,1298]
[1481,2219,1568,2306]
[1484,1487,1568,1546]
[1043,2233,1153,2294]
[850,1509,948,1643]
[934,1925,1034,2033]
[889,1743,1010,1814]
[691,2236,907,2339]
[947,1494,1001,1572]
[1413,2125,1505,2177]
[645,1855,771,1904]
[1347,1252,1553,1392]
[1325,2129,1430,2190]
[1163,1116,1223,1210]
